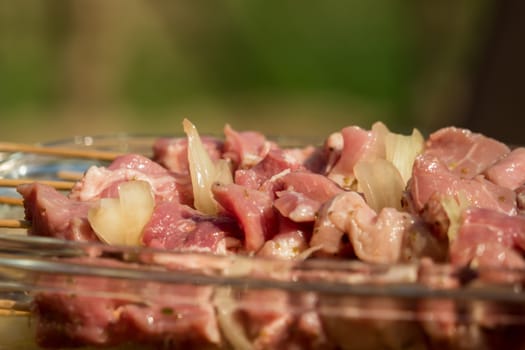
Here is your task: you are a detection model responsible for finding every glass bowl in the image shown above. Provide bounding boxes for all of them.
[0,135,524,350]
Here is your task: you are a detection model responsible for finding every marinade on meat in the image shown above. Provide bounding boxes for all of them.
[14,121,525,349]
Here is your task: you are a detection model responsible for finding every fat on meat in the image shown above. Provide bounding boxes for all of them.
[70,154,179,202]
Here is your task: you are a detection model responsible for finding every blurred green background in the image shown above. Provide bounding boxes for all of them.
[1,0,522,143]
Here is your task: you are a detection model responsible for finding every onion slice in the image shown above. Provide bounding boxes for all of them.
[385,128,424,185]
[183,118,233,215]
[88,180,154,246]
[355,159,405,212]
[213,288,253,350]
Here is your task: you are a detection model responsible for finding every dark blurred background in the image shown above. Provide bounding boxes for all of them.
[0,0,523,143]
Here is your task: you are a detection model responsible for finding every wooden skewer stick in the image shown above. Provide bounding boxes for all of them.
[56,170,84,181]
[0,299,30,315]
[0,219,30,229]
[0,141,124,161]
[0,179,75,190]
[0,196,23,206]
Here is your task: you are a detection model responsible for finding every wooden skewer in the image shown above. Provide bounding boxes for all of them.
[0,141,123,161]
[0,196,23,206]
[0,219,30,229]
[0,179,75,190]
[0,299,30,315]
[56,170,84,181]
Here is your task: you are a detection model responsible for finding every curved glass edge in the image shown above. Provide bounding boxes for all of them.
[0,232,524,304]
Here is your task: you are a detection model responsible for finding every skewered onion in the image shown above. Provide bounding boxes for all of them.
[183,118,233,215]
[355,159,405,212]
[385,128,424,185]
[88,180,155,246]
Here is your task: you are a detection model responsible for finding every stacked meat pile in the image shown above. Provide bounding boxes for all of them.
[17,121,525,349]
